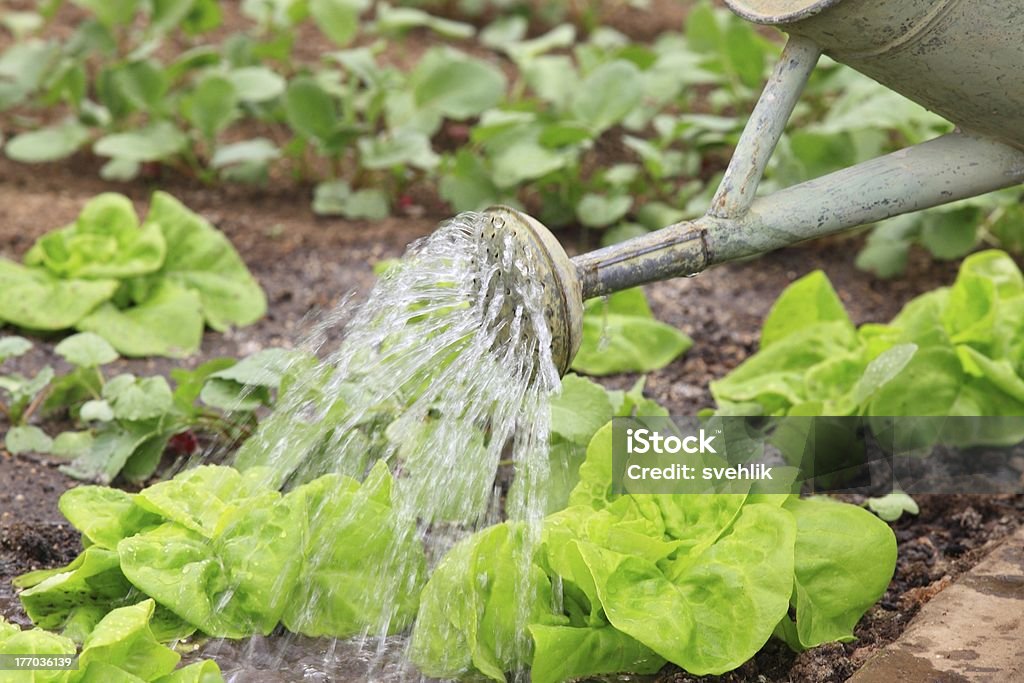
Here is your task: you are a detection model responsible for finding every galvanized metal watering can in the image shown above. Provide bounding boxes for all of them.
[488,0,1024,375]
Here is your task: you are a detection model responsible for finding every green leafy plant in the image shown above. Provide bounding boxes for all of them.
[6,0,1020,266]
[1,335,290,483]
[0,192,265,357]
[711,250,1024,445]
[520,372,669,514]
[573,288,692,376]
[1,601,224,682]
[763,61,1024,277]
[866,492,919,522]
[411,422,898,681]
[14,462,424,644]
[0,336,53,426]
[855,191,1024,278]
[0,0,775,222]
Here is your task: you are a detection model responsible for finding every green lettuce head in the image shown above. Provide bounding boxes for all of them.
[25,193,166,279]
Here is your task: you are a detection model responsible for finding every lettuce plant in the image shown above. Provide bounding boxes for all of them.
[11,364,897,681]
[411,422,897,681]
[15,462,424,644]
[572,288,692,376]
[0,192,265,357]
[711,250,1024,446]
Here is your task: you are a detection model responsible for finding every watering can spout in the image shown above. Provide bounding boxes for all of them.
[487,0,1024,374]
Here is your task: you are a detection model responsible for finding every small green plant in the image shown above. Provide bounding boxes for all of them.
[0,192,265,357]
[711,250,1024,446]
[573,288,692,376]
[0,336,53,426]
[1,334,291,483]
[855,191,1024,278]
[0,0,777,222]
[764,61,1024,277]
[866,492,919,522]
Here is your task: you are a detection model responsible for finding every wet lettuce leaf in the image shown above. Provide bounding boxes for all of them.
[16,464,425,644]
[1,601,222,683]
[0,616,76,683]
[528,624,664,683]
[410,522,567,680]
[16,547,140,642]
[412,423,897,680]
[74,601,180,681]
[282,464,425,637]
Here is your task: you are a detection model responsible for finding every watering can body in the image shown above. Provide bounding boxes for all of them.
[726,0,1024,150]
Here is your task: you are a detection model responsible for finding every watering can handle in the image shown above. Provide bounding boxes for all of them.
[572,36,1024,299]
[709,36,822,219]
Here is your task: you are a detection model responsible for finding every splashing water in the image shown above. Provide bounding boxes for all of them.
[194,211,563,680]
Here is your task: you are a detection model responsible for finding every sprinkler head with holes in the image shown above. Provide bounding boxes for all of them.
[482,206,583,377]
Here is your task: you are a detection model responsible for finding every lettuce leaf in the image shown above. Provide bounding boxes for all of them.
[781,497,897,649]
[1,601,223,683]
[0,258,119,330]
[712,250,1024,438]
[410,522,565,681]
[25,194,166,280]
[17,547,138,641]
[74,601,180,681]
[58,487,161,550]
[282,463,425,637]
[0,617,76,683]
[572,288,692,376]
[18,464,424,645]
[577,503,795,675]
[529,624,664,683]
[76,281,205,358]
[141,192,266,332]
[759,270,853,348]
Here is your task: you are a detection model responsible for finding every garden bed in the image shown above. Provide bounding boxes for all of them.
[2,161,1022,680]
[3,0,1024,677]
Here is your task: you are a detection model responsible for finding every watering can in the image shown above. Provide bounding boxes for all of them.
[487,0,1024,374]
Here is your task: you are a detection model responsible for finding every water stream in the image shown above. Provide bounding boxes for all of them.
[190,211,562,680]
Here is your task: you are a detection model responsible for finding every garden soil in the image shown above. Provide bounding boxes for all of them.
[2,158,1022,681]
